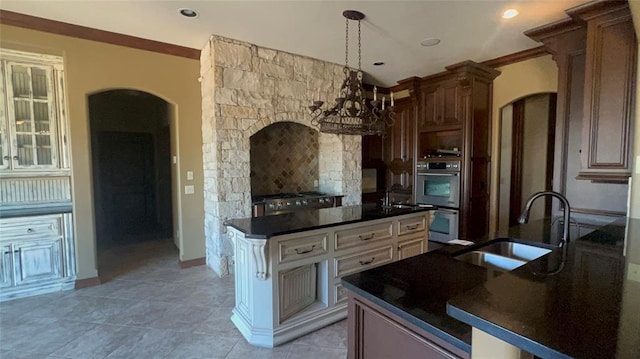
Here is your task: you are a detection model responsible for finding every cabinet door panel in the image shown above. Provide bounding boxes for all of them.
[13,238,63,285]
[579,8,636,180]
[441,81,459,126]
[352,298,460,359]
[397,237,426,260]
[0,245,13,288]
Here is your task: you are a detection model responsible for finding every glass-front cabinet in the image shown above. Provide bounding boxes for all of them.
[0,49,75,301]
[0,49,68,173]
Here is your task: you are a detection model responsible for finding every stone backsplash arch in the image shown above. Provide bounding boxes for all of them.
[201,35,362,276]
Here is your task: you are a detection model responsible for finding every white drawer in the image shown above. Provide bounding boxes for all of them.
[397,215,427,237]
[278,233,328,264]
[0,214,63,240]
[334,244,393,278]
[334,221,393,251]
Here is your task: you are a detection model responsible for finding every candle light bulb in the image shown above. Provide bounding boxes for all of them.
[373,86,377,101]
[382,96,386,110]
[390,92,394,106]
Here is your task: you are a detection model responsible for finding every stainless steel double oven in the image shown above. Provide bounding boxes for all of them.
[415,160,460,243]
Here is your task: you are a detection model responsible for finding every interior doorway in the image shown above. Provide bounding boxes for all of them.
[497,93,557,232]
[89,89,174,280]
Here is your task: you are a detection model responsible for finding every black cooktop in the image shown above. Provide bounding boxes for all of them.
[252,191,329,203]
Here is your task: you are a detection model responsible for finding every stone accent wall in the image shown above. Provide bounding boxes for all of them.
[200,35,362,276]
[250,122,319,196]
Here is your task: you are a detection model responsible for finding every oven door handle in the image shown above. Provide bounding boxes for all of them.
[417,172,459,176]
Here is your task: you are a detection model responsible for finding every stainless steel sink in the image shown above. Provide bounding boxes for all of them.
[454,251,527,271]
[453,240,552,273]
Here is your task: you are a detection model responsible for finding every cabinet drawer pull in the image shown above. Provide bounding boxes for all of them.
[359,257,375,266]
[406,224,419,230]
[26,228,34,233]
[294,245,316,255]
[359,233,375,241]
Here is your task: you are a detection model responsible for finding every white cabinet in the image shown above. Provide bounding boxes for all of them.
[0,213,75,301]
[0,49,68,172]
[228,211,431,348]
[0,49,74,301]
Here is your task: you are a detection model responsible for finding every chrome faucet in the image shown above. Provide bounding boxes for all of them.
[518,191,571,247]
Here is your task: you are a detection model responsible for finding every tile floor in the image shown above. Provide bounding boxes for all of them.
[0,238,348,358]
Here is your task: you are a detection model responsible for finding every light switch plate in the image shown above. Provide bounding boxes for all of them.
[184,185,195,194]
[187,171,194,180]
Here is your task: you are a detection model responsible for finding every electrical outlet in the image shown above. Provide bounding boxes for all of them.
[184,185,195,194]
[187,171,194,180]
[628,263,640,283]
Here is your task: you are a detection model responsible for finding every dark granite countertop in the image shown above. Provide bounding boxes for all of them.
[342,217,639,358]
[224,203,435,239]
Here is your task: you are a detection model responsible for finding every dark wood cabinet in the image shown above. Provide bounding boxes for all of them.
[347,292,469,359]
[527,1,636,185]
[385,97,416,197]
[414,62,499,240]
[571,2,636,182]
[419,78,461,131]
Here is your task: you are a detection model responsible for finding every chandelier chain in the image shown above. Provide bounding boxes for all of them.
[307,10,395,136]
[358,19,362,70]
[345,17,349,67]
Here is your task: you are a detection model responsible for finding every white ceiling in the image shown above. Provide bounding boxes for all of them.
[0,0,590,87]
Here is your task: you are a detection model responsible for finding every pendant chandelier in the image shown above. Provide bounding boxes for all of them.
[309,10,395,136]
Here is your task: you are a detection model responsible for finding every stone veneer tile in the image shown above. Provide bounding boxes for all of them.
[201,35,362,277]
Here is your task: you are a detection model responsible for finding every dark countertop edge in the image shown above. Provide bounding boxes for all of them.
[446,304,570,359]
[341,279,472,354]
[226,206,434,239]
[0,203,73,218]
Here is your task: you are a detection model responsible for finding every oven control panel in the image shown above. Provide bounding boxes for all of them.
[416,161,460,171]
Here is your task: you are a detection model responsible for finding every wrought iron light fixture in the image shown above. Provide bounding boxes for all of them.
[309,10,395,136]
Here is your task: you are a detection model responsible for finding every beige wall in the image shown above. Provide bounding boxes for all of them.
[0,24,205,279]
[490,55,558,234]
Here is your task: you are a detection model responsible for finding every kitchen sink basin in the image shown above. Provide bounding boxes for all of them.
[455,251,527,271]
[453,239,552,273]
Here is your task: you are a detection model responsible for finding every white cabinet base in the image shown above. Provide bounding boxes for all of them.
[227,211,431,347]
[232,304,347,348]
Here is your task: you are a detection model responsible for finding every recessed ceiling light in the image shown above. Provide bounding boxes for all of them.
[373,62,385,66]
[179,8,199,18]
[420,38,441,47]
[502,9,519,19]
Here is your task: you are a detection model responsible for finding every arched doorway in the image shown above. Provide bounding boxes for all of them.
[497,92,557,232]
[88,89,174,279]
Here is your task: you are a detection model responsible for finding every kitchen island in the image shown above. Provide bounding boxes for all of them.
[342,217,639,358]
[224,204,434,347]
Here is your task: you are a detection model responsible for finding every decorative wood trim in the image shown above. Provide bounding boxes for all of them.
[481,46,549,68]
[179,257,206,269]
[545,93,557,217]
[0,10,200,60]
[509,99,525,227]
[75,276,100,289]
[250,241,268,280]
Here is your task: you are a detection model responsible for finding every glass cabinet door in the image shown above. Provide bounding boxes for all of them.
[6,62,57,169]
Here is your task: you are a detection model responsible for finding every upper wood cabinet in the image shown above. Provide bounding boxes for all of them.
[419,78,460,131]
[527,1,636,184]
[571,2,636,182]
